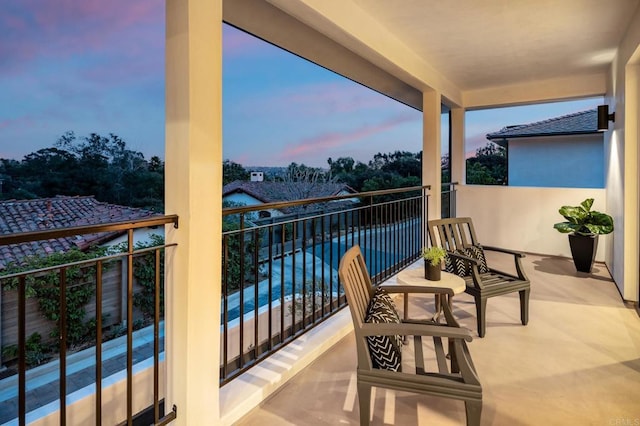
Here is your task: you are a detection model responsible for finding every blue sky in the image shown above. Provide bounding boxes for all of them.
[1,2,600,168]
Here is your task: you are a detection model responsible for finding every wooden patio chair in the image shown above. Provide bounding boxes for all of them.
[428,217,531,338]
[338,245,482,426]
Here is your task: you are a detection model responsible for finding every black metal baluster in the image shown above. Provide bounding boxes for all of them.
[253,228,259,360]
[222,234,229,381]
[154,249,161,423]
[302,219,307,328]
[280,223,285,344]
[268,226,273,351]
[311,217,316,323]
[126,230,133,425]
[59,267,67,425]
[18,275,26,426]
[96,260,103,426]
[291,223,297,334]
[239,215,245,369]
[321,216,326,316]
[329,213,340,313]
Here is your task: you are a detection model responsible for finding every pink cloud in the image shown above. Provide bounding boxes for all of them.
[0,1,163,76]
[275,82,391,116]
[279,113,417,161]
[223,25,267,57]
[465,133,493,157]
[235,81,407,127]
[0,115,36,131]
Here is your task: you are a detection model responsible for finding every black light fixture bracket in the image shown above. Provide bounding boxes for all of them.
[597,105,615,131]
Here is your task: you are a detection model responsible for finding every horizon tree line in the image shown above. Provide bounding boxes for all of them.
[1,131,506,211]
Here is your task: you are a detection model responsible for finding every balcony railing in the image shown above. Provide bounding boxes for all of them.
[0,215,178,426]
[220,185,430,384]
[442,181,458,218]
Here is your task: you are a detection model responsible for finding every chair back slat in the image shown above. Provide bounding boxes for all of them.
[338,245,375,369]
[429,217,479,251]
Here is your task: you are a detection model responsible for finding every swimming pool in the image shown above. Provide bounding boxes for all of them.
[222,225,420,322]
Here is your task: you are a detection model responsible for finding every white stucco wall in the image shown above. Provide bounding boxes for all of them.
[223,192,261,206]
[100,228,163,249]
[456,185,608,262]
[605,4,640,301]
[507,134,604,188]
[223,193,284,217]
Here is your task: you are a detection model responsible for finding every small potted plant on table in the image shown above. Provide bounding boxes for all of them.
[553,198,614,273]
[422,246,447,281]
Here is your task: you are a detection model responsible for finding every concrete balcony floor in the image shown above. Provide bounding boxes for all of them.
[236,252,640,425]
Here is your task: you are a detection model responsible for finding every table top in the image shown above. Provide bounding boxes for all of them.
[396,268,466,295]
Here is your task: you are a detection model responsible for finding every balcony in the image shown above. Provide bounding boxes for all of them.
[1,186,638,425]
[235,251,640,425]
[2,0,639,424]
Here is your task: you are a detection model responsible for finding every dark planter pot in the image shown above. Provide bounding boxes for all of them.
[568,233,599,273]
[424,261,442,281]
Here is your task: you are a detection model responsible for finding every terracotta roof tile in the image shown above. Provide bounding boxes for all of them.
[222,181,357,214]
[222,181,353,203]
[0,196,157,269]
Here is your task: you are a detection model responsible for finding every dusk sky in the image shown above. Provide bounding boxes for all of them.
[1,2,600,168]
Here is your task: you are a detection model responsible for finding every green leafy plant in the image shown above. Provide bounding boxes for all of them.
[422,246,447,266]
[553,198,614,236]
[1,332,49,367]
[0,249,108,348]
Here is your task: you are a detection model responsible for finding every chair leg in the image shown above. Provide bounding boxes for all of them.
[464,400,482,426]
[519,289,530,325]
[357,381,371,426]
[476,297,487,338]
[449,338,459,373]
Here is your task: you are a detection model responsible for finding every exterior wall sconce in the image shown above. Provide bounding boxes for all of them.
[597,105,615,131]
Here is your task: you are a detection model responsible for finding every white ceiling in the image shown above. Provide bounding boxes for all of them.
[350,0,639,91]
[227,0,640,108]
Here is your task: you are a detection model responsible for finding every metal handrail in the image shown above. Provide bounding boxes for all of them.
[0,214,179,246]
[223,185,431,216]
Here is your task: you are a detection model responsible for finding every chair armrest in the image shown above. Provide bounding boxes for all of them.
[360,322,473,342]
[482,246,529,281]
[379,284,454,297]
[482,245,526,258]
[447,251,479,266]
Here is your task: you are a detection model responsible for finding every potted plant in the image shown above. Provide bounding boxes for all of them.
[422,246,447,281]
[553,198,614,273]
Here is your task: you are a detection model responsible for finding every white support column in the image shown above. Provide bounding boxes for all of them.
[451,107,466,186]
[423,90,442,221]
[165,0,223,423]
[623,63,639,301]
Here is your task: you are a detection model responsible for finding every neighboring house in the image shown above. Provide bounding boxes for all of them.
[0,196,161,269]
[222,180,357,218]
[486,109,603,188]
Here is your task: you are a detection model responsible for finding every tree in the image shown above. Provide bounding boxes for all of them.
[466,142,506,185]
[280,162,335,200]
[466,162,496,184]
[441,154,451,183]
[0,131,164,210]
[20,148,79,197]
[222,201,259,293]
[223,160,250,185]
[328,156,371,190]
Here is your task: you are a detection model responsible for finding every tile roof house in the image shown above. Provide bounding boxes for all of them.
[485,109,603,188]
[222,180,357,216]
[0,196,159,269]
